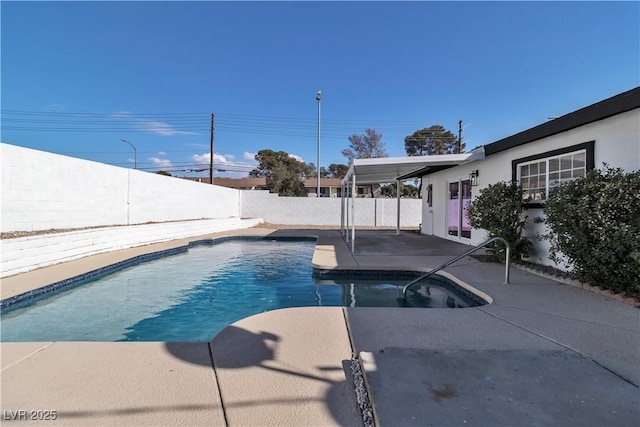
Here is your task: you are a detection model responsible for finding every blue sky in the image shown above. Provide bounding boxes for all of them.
[2,1,638,177]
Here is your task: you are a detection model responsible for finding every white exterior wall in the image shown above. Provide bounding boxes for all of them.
[1,143,241,232]
[241,190,422,227]
[422,109,640,267]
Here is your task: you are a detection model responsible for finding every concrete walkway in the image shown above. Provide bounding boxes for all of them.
[1,228,638,426]
[330,231,639,426]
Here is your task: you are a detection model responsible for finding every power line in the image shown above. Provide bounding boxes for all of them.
[1,109,428,131]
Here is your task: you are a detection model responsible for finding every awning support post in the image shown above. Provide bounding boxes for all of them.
[345,177,350,243]
[340,181,345,237]
[396,178,401,235]
[351,173,356,253]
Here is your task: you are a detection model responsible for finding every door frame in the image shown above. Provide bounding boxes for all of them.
[446,178,472,241]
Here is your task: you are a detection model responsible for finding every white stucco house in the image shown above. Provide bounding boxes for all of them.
[412,87,640,267]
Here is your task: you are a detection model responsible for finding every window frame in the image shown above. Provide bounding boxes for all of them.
[511,141,595,208]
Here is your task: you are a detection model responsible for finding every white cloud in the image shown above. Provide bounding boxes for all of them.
[138,119,200,136]
[148,157,173,168]
[157,151,166,156]
[244,152,258,162]
[192,151,257,178]
[215,153,229,163]
[290,153,304,163]
[192,153,210,164]
[111,112,200,136]
[192,152,233,165]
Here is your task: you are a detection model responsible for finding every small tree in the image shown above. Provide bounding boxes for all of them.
[541,165,640,297]
[249,149,308,196]
[404,125,463,156]
[466,181,532,260]
[328,163,349,179]
[341,128,387,163]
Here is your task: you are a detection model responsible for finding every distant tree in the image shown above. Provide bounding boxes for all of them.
[328,163,349,179]
[379,183,395,197]
[402,184,419,198]
[155,171,172,176]
[341,129,387,197]
[341,128,388,163]
[379,183,419,198]
[249,149,308,196]
[304,163,329,179]
[404,125,463,155]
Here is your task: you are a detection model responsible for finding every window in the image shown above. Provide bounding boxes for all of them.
[512,141,594,205]
[519,151,586,201]
[426,184,433,207]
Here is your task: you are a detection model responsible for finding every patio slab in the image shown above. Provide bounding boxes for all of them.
[210,307,361,427]
[361,348,639,427]
[1,342,225,426]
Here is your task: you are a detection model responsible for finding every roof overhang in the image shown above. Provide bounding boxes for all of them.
[341,148,485,185]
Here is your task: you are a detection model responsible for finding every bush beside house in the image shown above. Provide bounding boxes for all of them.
[541,165,640,299]
[466,181,533,261]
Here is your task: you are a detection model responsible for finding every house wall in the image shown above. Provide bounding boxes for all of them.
[241,190,422,227]
[1,143,241,232]
[422,109,640,268]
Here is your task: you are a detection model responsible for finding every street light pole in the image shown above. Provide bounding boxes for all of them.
[120,138,137,169]
[316,90,322,197]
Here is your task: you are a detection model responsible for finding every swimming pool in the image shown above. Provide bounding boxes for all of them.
[0,238,484,342]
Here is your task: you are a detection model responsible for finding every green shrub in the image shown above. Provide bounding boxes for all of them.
[466,181,532,260]
[541,165,640,298]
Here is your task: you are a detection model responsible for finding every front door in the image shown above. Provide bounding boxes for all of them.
[447,180,472,239]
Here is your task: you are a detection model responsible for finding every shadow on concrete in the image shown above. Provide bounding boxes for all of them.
[55,404,219,419]
[210,326,279,369]
[165,326,361,426]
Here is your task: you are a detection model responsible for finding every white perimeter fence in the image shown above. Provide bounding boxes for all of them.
[1,143,421,276]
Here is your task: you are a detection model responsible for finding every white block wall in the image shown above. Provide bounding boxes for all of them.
[1,143,241,232]
[241,190,422,227]
[1,218,262,278]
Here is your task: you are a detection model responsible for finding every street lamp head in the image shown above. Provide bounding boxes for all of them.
[119,138,137,169]
[316,90,322,101]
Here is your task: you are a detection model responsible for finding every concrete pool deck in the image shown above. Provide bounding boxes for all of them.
[1,227,639,426]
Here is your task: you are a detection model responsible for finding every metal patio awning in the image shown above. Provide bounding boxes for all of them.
[341,148,485,185]
[339,148,485,252]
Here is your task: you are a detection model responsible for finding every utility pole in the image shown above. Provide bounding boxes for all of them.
[457,120,463,154]
[210,113,215,185]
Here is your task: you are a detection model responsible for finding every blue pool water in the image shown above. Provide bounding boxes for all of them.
[0,239,479,342]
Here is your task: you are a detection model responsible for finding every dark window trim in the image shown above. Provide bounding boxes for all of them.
[511,140,595,208]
